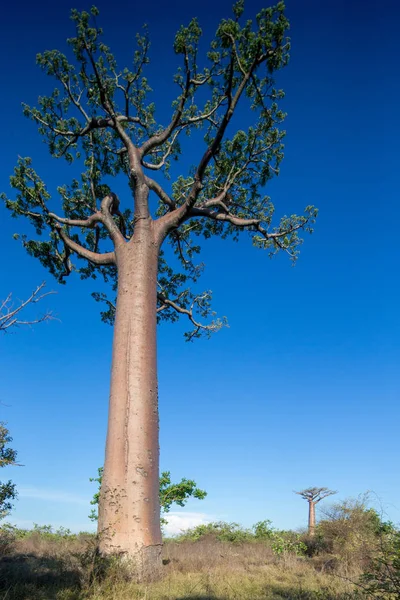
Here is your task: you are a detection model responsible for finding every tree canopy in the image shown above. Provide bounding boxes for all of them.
[2,1,317,340]
[295,487,337,504]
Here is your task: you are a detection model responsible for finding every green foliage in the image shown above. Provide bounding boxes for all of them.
[269,532,307,556]
[0,522,93,542]
[0,423,18,520]
[253,519,275,539]
[22,523,75,539]
[253,520,306,556]
[159,470,207,525]
[88,467,103,522]
[2,2,318,339]
[359,529,400,598]
[176,519,306,556]
[89,468,207,524]
[177,521,253,543]
[316,495,395,570]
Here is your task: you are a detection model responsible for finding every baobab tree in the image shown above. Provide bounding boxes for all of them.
[2,2,318,577]
[0,282,54,332]
[295,487,337,536]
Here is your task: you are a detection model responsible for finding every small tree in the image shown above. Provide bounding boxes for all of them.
[0,424,18,519]
[0,282,54,332]
[89,467,206,526]
[317,495,394,570]
[2,2,317,576]
[360,529,400,598]
[295,487,337,537]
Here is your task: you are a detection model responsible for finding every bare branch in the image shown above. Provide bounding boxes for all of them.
[48,212,100,228]
[144,176,176,211]
[0,283,56,332]
[141,128,183,171]
[140,49,192,157]
[99,194,126,246]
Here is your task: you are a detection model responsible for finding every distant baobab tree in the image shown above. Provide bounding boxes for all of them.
[0,282,55,332]
[295,487,337,536]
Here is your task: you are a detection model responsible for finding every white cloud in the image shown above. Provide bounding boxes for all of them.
[162,511,214,537]
[18,487,89,506]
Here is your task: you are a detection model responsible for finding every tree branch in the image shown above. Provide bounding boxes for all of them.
[156,291,222,341]
[0,283,56,332]
[57,226,116,266]
[141,128,183,170]
[191,205,309,240]
[158,49,270,236]
[144,176,176,211]
[140,49,192,157]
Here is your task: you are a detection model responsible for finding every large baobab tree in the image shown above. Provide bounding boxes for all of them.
[2,2,317,577]
[295,487,337,536]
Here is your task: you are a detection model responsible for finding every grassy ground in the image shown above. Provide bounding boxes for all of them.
[0,534,358,600]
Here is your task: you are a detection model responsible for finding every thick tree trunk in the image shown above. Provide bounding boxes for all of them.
[308,501,316,537]
[98,220,162,580]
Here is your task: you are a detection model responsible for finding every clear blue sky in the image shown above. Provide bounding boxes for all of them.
[0,0,398,534]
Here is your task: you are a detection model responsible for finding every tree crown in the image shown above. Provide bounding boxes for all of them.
[295,487,337,504]
[2,2,317,339]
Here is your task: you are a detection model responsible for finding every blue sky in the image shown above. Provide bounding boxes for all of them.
[0,0,399,535]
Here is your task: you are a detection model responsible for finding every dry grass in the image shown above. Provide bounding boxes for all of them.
[0,535,359,600]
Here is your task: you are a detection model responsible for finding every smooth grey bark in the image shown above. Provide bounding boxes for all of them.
[98,219,162,579]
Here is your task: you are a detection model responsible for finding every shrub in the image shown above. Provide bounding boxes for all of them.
[358,529,400,598]
[253,519,275,539]
[177,521,253,543]
[253,521,306,556]
[0,524,15,556]
[316,495,393,571]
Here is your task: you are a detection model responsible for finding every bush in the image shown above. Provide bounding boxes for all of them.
[301,532,330,557]
[0,522,81,541]
[253,520,306,556]
[359,529,400,598]
[176,521,253,543]
[253,519,275,539]
[175,520,307,558]
[0,524,15,556]
[316,496,393,572]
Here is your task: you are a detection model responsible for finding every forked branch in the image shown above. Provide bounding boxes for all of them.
[0,283,55,332]
[157,290,226,341]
